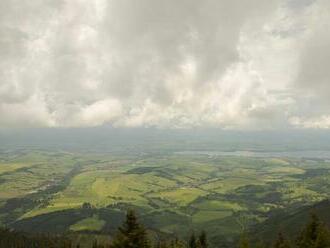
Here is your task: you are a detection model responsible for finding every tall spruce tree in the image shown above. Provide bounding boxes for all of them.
[314,223,330,248]
[170,237,186,248]
[155,239,168,248]
[273,232,291,248]
[296,213,330,248]
[255,240,266,248]
[189,232,197,248]
[111,209,150,248]
[238,234,250,248]
[198,231,208,248]
[92,240,98,248]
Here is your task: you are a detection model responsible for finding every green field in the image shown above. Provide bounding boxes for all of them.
[70,215,105,232]
[0,150,330,245]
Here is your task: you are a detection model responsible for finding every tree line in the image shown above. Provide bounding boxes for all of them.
[0,210,330,247]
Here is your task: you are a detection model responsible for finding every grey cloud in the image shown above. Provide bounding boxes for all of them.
[100,0,278,93]
[296,19,330,98]
[1,0,329,129]
[287,0,315,10]
[290,0,330,127]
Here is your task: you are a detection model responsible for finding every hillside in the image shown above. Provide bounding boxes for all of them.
[251,199,330,244]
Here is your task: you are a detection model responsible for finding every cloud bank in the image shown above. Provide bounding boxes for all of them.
[0,0,329,129]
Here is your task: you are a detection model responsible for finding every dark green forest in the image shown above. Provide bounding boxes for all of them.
[1,209,330,248]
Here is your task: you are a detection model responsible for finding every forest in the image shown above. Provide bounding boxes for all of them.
[1,209,330,248]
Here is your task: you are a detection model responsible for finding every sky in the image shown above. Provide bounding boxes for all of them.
[0,0,329,130]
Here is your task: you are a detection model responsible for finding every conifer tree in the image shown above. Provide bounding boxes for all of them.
[92,239,98,248]
[170,237,186,248]
[156,239,169,248]
[238,234,250,248]
[273,232,291,248]
[198,231,208,248]
[255,240,266,248]
[111,209,150,248]
[314,223,330,248]
[296,213,330,248]
[189,232,197,248]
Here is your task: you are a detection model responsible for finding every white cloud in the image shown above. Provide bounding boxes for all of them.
[72,98,123,127]
[0,0,329,129]
[0,94,54,127]
[290,116,330,129]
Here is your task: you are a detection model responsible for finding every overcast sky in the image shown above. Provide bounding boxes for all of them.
[0,0,329,130]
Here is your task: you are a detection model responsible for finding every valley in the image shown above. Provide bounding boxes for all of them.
[0,149,330,246]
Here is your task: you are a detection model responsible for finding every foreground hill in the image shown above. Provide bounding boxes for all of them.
[251,199,330,244]
[2,206,330,248]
